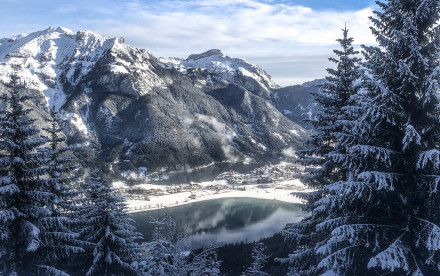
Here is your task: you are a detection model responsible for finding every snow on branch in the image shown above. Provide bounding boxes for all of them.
[314,195,342,214]
[397,59,418,82]
[432,177,440,194]
[357,171,399,191]
[330,224,395,245]
[422,176,440,194]
[325,181,372,200]
[426,224,440,253]
[317,244,364,272]
[417,149,440,170]
[349,145,396,166]
[423,66,440,106]
[22,220,41,252]
[413,217,440,252]
[402,124,421,151]
[362,69,405,104]
[280,248,314,264]
[316,217,350,232]
[0,183,19,196]
[367,234,409,272]
[37,265,70,276]
[0,209,16,224]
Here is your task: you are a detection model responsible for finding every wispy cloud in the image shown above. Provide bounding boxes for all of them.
[87,0,375,58]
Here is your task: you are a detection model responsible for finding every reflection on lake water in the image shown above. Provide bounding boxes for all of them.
[131,197,305,250]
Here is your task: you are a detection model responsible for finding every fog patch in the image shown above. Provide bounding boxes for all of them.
[282,147,297,158]
[196,113,238,162]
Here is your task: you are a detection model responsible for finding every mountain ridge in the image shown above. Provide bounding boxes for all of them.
[0,27,313,179]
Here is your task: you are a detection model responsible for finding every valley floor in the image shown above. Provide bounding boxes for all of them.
[113,179,308,213]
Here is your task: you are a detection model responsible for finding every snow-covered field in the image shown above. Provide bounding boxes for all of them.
[114,179,308,213]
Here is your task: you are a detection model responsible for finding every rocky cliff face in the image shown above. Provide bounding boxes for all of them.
[272,79,324,129]
[0,27,310,177]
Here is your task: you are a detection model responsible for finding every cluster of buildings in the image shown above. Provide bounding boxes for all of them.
[217,162,301,186]
[119,162,303,202]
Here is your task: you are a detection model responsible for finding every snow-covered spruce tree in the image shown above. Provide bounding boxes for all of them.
[0,75,65,275]
[37,108,84,271]
[186,245,221,276]
[288,0,440,275]
[137,214,221,276]
[282,26,361,275]
[138,216,177,275]
[297,24,361,191]
[242,242,269,276]
[78,171,143,276]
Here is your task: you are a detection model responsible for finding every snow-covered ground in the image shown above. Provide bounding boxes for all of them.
[114,179,309,213]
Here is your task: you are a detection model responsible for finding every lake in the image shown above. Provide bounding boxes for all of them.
[131,197,305,250]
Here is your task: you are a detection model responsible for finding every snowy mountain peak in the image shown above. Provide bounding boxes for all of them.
[0,27,162,112]
[0,27,116,111]
[55,26,74,34]
[159,49,279,95]
[75,29,108,44]
[187,49,224,60]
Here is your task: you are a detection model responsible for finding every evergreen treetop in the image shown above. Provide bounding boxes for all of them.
[284,26,361,276]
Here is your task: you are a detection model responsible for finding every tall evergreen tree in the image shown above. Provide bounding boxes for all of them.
[37,108,84,271]
[243,242,269,276]
[287,0,440,274]
[0,75,63,275]
[78,171,143,276]
[137,214,221,276]
[298,24,361,192]
[139,216,179,275]
[282,26,361,275]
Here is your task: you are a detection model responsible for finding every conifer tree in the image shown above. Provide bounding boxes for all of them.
[139,216,178,275]
[287,0,440,274]
[298,24,361,192]
[37,108,84,270]
[243,242,269,276]
[0,75,63,275]
[283,26,361,275]
[137,214,221,276]
[78,171,143,276]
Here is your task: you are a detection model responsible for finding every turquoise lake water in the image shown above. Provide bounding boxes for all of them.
[131,197,305,250]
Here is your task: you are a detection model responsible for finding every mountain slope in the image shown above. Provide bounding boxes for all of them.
[0,27,308,177]
[159,49,278,99]
[272,79,324,129]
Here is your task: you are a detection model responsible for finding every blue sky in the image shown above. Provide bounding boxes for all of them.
[1,0,377,85]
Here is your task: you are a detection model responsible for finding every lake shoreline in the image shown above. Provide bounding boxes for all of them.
[121,179,308,213]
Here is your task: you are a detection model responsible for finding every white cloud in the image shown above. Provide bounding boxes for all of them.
[77,0,375,85]
[87,0,375,56]
[196,114,238,161]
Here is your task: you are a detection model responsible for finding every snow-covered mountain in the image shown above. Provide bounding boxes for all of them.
[0,27,310,177]
[159,49,278,99]
[0,27,162,110]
